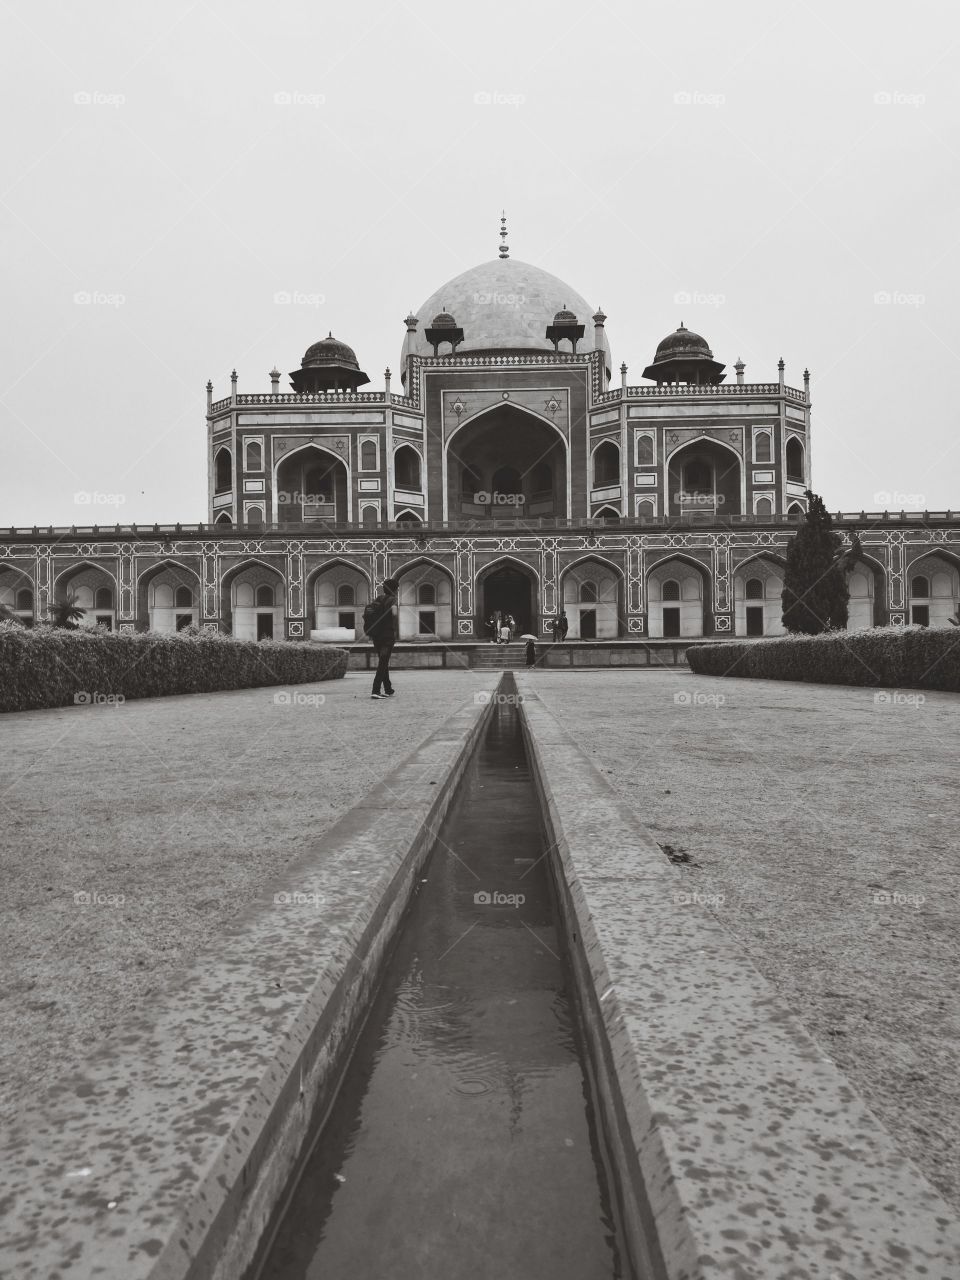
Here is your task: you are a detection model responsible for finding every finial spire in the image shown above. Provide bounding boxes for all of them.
[499,210,509,259]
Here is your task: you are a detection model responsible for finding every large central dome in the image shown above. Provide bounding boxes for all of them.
[403,257,611,374]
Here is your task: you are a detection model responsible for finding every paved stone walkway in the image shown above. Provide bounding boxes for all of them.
[0,669,490,1123]
[517,667,960,1212]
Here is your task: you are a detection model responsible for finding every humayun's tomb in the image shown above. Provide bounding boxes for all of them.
[2,219,959,644]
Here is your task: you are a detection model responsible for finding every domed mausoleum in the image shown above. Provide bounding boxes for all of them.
[11,218,947,653]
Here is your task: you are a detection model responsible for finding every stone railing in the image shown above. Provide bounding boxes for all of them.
[4,511,959,541]
[595,383,807,404]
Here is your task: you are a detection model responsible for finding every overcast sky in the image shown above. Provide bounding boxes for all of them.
[2,0,958,525]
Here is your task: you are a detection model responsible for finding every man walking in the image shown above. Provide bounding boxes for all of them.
[364,577,400,699]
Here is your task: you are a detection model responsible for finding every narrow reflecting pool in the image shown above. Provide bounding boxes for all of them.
[257,692,632,1279]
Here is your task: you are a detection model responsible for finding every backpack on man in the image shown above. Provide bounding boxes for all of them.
[362,594,393,642]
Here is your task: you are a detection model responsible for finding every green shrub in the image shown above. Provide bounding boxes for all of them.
[0,623,348,712]
[686,626,960,692]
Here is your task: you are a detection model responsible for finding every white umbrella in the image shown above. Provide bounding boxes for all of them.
[519,633,537,641]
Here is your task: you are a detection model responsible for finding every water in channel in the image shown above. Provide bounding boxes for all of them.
[257,692,632,1280]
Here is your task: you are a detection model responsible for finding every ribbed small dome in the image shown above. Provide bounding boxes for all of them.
[301,333,361,370]
[431,310,458,328]
[653,324,713,361]
[553,307,578,324]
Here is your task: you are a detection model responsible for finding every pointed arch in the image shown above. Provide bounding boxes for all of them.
[274,440,351,525]
[219,557,286,640]
[394,556,455,639]
[136,558,202,632]
[560,555,624,638]
[646,553,711,638]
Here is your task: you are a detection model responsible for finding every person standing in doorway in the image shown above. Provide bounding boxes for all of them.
[505,612,516,641]
[364,577,399,699]
[559,610,569,641]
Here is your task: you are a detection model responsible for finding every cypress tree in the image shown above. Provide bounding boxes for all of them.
[781,491,849,633]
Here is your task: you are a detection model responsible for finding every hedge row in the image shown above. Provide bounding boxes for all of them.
[0,624,348,712]
[686,626,960,692]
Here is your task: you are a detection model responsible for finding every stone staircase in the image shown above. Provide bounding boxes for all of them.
[470,643,530,669]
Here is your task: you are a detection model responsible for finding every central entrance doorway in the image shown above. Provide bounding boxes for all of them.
[481,565,535,635]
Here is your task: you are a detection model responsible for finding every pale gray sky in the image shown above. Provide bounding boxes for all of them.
[2,0,958,525]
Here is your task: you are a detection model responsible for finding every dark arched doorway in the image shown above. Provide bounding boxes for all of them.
[480,564,535,635]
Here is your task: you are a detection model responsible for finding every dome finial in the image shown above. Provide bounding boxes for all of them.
[499,210,509,259]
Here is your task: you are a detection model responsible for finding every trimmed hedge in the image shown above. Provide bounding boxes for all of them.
[687,626,960,692]
[0,624,348,712]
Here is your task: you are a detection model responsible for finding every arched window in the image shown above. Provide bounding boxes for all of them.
[304,464,329,500]
[787,502,804,516]
[417,582,436,605]
[174,585,193,608]
[246,506,264,525]
[337,583,355,606]
[244,440,262,472]
[579,580,597,603]
[395,510,422,527]
[491,466,521,500]
[361,505,379,527]
[786,437,804,483]
[594,506,620,521]
[394,446,422,491]
[593,441,619,487]
[215,511,232,526]
[745,577,764,600]
[755,496,773,516]
[662,579,681,602]
[911,575,930,598]
[360,440,377,471]
[531,462,552,495]
[215,448,232,491]
[754,432,772,463]
[16,587,33,611]
[636,499,656,519]
[94,586,112,610]
[636,434,654,466]
[684,459,711,492]
[255,584,275,607]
